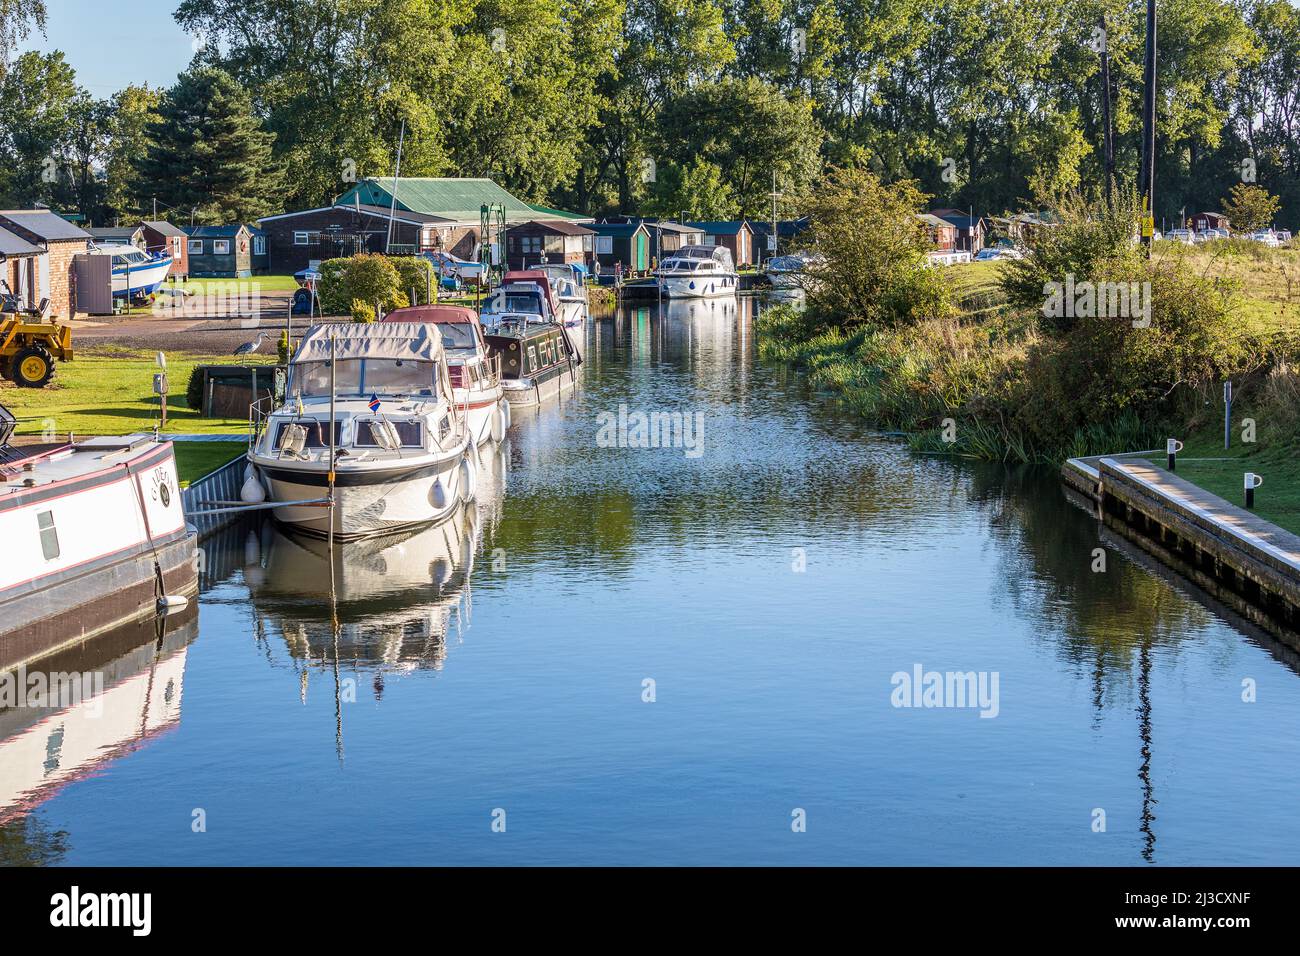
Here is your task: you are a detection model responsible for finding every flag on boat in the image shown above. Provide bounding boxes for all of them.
[368,394,381,413]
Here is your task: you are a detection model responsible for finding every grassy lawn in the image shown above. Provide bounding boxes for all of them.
[163,274,302,294]
[172,440,246,486]
[1138,409,1300,536]
[0,348,275,438]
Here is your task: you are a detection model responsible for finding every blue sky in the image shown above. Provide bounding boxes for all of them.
[21,0,193,95]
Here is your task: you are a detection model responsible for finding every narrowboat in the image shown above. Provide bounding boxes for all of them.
[483,313,581,406]
[382,304,509,446]
[245,322,478,540]
[655,245,738,298]
[0,408,198,670]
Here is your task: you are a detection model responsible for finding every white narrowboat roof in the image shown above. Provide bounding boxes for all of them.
[1,435,170,496]
[292,322,448,365]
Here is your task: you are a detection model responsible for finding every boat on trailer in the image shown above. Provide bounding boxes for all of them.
[655,245,738,298]
[85,243,173,300]
[382,304,509,446]
[0,408,197,669]
[245,322,477,541]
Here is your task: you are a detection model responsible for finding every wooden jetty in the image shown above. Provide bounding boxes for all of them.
[1064,454,1300,624]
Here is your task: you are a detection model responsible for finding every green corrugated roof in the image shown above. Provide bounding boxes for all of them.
[337,178,576,223]
[526,202,589,221]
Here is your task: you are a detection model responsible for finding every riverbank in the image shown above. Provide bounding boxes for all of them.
[758,241,1300,466]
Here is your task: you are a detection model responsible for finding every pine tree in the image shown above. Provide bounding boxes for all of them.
[135,67,284,224]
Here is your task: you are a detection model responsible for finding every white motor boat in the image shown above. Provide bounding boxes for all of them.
[246,322,477,540]
[765,252,825,290]
[655,245,738,298]
[85,243,173,300]
[528,262,589,328]
[382,304,509,446]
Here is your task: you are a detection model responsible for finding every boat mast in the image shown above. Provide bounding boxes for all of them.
[385,119,406,254]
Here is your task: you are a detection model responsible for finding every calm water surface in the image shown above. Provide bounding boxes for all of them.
[5,295,1300,865]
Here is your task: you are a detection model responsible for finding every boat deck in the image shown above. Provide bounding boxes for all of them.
[1,434,166,493]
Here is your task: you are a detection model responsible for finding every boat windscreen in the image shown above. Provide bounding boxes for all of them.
[292,358,437,398]
[438,322,478,350]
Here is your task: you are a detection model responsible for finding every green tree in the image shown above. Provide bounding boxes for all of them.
[102,85,161,222]
[643,156,737,220]
[0,50,77,208]
[1221,181,1281,230]
[135,67,284,224]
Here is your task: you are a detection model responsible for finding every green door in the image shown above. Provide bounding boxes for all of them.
[635,232,647,271]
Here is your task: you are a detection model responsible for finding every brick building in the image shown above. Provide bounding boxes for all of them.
[0,210,92,319]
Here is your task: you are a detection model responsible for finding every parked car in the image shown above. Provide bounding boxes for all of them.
[1165,229,1195,245]
[1248,230,1281,248]
[1194,228,1231,243]
[1276,230,1293,244]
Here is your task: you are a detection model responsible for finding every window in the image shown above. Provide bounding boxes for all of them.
[355,419,423,447]
[214,239,231,255]
[518,236,542,255]
[294,231,321,246]
[37,510,59,560]
[595,236,613,255]
[188,239,203,254]
[253,236,265,255]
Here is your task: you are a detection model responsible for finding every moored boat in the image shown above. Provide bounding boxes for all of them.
[483,313,581,407]
[655,245,738,298]
[528,263,589,328]
[245,322,477,540]
[0,410,197,668]
[765,251,824,290]
[382,304,509,446]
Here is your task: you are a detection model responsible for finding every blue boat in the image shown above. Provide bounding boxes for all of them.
[87,243,174,299]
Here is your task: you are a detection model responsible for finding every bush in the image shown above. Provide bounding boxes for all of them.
[390,256,434,306]
[316,253,407,317]
[350,299,376,323]
[802,162,953,330]
[185,366,204,410]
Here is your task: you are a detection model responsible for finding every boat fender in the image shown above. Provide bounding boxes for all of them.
[157,594,189,613]
[240,469,267,503]
[459,455,478,501]
[500,399,511,431]
[491,403,505,443]
[430,478,448,510]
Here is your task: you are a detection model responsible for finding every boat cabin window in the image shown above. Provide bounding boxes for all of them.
[275,420,342,448]
[355,419,423,448]
[438,322,478,350]
[292,359,437,398]
[500,294,541,314]
[37,510,60,561]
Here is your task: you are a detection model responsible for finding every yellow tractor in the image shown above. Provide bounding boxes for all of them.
[0,298,72,388]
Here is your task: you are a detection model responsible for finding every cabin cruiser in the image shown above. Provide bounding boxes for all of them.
[245,322,477,540]
[0,410,197,664]
[383,305,509,446]
[655,245,738,298]
[527,262,588,328]
[765,252,824,290]
[84,243,173,301]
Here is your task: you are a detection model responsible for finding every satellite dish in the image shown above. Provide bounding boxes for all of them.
[156,351,167,369]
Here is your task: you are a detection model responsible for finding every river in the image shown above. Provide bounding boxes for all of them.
[3,294,1300,865]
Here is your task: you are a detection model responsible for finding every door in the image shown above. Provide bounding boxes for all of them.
[73,253,114,315]
[635,232,647,271]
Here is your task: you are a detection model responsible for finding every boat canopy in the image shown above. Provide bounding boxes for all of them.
[291,322,447,365]
[382,304,480,326]
[668,245,734,270]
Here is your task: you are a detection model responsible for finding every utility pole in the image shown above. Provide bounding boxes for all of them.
[1098,15,1116,210]
[768,171,781,265]
[1139,0,1158,257]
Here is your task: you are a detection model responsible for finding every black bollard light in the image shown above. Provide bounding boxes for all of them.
[1245,472,1262,509]
[1166,438,1183,471]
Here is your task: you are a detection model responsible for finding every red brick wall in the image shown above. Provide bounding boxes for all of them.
[49,239,86,319]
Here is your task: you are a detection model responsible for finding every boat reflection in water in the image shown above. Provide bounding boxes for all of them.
[0,604,196,860]
[246,501,480,685]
